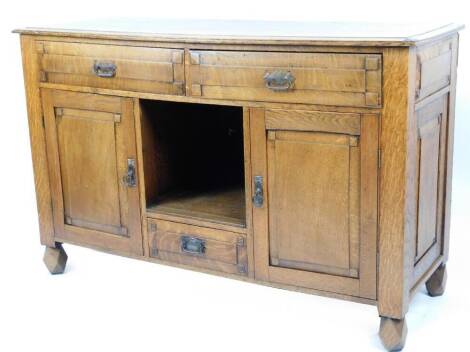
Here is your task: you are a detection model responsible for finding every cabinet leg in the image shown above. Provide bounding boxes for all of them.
[425,264,447,297]
[43,243,68,274]
[379,317,407,351]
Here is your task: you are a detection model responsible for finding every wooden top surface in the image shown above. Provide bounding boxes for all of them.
[14,19,464,46]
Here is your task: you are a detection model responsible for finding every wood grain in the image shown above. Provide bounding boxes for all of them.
[267,130,357,276]
[16,26,463,348]
[443,35,459,262]
[412,96,448,284]
[416,38,453,101]
[13,20,464,47]
[250,108,270,282]
[148,219,248,275]
[242,107,255,278]
[42,89,143,255]
[147,188,246,228]
[37,41,184,95]
[188,50,382,107]
[265,109,361,135]
[20,35,55,246]
[359,114,379,299]
[38,81,383,114]
[378,47,416,319]
[257,112,378,296]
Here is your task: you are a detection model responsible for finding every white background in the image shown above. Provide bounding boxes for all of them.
[0,1,468,351]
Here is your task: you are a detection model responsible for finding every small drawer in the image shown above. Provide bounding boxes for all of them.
[147,219,248,276]
[416,40,453,101]
[36,41,184,95]
[188,50,382,107]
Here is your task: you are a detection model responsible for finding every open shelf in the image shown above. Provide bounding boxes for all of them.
[147,187,245,227]
[140,100,246,228]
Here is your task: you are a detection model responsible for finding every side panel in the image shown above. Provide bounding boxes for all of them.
[379,35,458,318]
[411,35,459,290]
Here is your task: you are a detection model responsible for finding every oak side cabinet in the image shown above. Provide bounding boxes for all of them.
[15,20,463,351]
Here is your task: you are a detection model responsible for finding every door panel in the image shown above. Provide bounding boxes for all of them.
[268,131,360,277]
[413,95,448,282]
[251,108,378,298]
[42,90,143,255]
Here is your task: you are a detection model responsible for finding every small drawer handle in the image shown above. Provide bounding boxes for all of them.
[252,175,264,208]
[264,70,295,91]
[122,159,136,187]
[93,61,117,78]
[181,236,206,255]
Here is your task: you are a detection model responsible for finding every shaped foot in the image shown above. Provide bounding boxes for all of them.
[43,243,68,274]
[426,264,447,297]
[379,317,407,351]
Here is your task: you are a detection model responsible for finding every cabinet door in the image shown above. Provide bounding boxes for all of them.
[251,109,378,299]
[42,90,142,255]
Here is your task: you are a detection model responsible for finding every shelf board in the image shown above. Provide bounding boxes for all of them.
[147,187,246,228]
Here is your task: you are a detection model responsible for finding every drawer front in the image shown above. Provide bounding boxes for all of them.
[188,50,382,107]
[147,219,248,276]
[37,41,184,95]
[416,40,452,101]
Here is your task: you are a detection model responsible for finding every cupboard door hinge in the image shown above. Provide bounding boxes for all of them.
[237,264,247,274]
[149,223,158,257]
[236,237,247,274]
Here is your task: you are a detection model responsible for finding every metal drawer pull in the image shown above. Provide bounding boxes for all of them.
[252,175,264,208]
[93,61,117,78]
[181,236,206,255]
[123,159,136,187]
[264,70,295,91]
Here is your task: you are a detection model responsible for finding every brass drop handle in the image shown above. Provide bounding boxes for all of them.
[93,61,117,78]
[264,70,295,91]
[123,159,136,187]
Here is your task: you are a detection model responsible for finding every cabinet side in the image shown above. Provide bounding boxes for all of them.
[409,34,459,293]
[443,34,459,262]
[378,46,417,319]
[20,35,55,246]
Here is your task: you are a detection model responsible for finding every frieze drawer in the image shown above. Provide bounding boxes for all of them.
[36,41,184,95]
[188,50,382,107]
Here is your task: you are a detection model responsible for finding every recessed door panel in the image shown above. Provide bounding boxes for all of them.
[56,107,125,235]
[413,95,449,282]
[268,131,360,277]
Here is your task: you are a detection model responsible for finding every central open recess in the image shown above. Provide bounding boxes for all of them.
[140,100,246,228]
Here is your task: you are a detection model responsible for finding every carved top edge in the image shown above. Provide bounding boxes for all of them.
[13,19,464,47]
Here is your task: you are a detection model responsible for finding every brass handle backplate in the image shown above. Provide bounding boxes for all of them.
[252,175,264,208]
[181,236,206,255]
[93,61,117,78]
[264,70,295,91]
[123,159,136,187]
